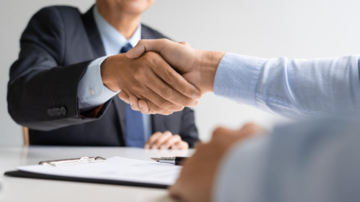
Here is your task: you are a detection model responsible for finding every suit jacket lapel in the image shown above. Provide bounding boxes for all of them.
[141,24,152,40]
[81,5,106,58]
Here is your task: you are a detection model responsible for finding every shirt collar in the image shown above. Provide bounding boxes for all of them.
[93,6,141,55]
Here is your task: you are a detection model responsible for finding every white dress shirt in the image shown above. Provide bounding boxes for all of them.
[77,6,152,140]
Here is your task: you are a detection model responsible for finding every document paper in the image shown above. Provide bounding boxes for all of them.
[17,156,181,186]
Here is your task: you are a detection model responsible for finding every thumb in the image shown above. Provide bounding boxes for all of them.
[126,39,170,58]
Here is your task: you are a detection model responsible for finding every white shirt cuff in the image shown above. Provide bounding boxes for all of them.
[78,56,119,112]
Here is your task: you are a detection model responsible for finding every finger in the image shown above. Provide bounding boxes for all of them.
[178,41,192,47]
[138,99,150,114]
[212,126,233,137]
[240,123,264,134]
[171,140,189,150]
[177,141,189,150]
[118,91,130,104]
[137,87,181,114]
[128,93,140,111]
[164,135,182,149]
[171,141,188,150]
[144,132,162,149]
[147,100,174,115]
[126,39,170,59]
[144,68,197,108]
[150,54,201,100]
[154,131,173,149]
[136,70,185,111]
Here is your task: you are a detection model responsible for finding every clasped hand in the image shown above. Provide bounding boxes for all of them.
[101,39,225,115]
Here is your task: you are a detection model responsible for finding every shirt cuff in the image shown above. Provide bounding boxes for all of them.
[213,53,267,106]
[213,136,269,202]
[78,56,119,111]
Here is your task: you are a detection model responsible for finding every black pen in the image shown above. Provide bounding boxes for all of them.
[151,157,188,165]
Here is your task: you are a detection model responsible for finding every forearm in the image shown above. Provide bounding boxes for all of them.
[8,60,99,131]
[213,53,360,117]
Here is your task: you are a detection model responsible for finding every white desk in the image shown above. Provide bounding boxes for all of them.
[0,146,194,202]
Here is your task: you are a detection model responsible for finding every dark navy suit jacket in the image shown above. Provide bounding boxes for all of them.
[7,6,199,147]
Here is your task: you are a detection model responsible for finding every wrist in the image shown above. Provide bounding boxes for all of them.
[101,55,121,91]
[198,51,226,93]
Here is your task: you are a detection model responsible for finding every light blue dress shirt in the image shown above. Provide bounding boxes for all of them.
[212,53,360,202]
[215,118,360,202]
[77,6,152,141]
[214,53,360,117]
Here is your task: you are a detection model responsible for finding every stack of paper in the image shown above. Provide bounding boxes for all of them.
[17,156,181,186]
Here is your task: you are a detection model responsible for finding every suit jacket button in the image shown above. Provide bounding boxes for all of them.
[55,108,61,117]
[60,107,66,116]
[47,109,54,118]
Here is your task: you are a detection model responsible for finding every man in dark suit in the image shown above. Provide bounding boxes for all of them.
[7,0,199,149]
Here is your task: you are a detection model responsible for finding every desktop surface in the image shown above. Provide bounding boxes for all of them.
[0,146,194,202]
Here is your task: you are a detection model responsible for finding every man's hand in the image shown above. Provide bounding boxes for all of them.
[123,39,226,113]
[101,52,200,115]
[169,123,264,202]
[126,39,225,94]
[144,131,189,149]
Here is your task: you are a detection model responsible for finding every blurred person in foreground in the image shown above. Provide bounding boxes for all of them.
[7,0,200,149]
[123,39,360,202]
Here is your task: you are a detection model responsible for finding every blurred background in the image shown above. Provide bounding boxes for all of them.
[1,0,360,145]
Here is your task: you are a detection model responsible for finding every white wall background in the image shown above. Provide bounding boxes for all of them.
[1,0,360,145]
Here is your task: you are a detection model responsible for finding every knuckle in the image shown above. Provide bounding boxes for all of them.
[161,88,174,100]
[164,131,172,136]
[173,135,181,141]
[160,38,170,43]
[144,51,157,59]
[213,127,225,136]
[134,69,146,81]
[132,85,144,95]
[158,99,170,109]
[165,71,177,86]
[138,39,145,45]
[149,135,158,142]
[242,123,259,132]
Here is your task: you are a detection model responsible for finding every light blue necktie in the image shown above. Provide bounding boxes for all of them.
[120,43,146,147]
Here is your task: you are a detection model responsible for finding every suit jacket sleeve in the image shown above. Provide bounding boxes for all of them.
[7,7,108,131]
[178,107,199,148]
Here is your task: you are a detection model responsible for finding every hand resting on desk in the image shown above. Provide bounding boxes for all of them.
[144,131,189,150]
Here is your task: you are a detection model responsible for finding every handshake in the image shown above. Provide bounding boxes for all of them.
[100,39,225,114]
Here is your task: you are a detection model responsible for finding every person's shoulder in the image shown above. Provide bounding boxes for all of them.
[32,5,81,20]
[141,24,171,40]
